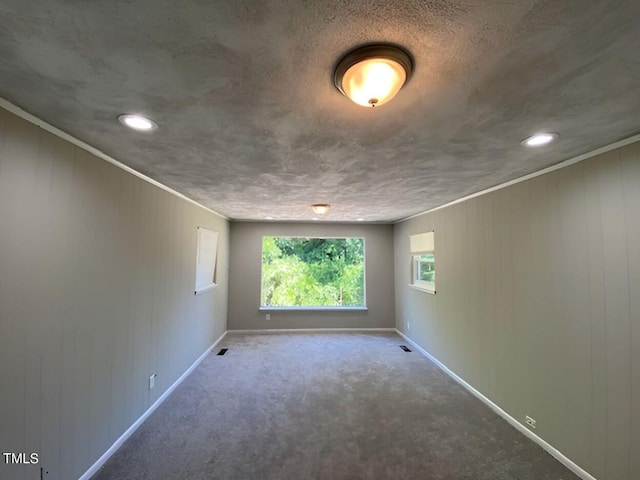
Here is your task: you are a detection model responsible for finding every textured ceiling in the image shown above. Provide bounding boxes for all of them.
[1,1,639,222]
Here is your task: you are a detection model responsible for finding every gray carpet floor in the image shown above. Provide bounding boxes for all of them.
[93,332,580,480]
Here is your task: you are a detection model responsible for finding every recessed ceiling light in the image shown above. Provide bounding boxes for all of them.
[334,44,413,108]
[118,114,158,132]
[265,216,273,220]
[310,204,331,215]
[312,217,319,221]
[521,132,558,147]
[357,218,364,222]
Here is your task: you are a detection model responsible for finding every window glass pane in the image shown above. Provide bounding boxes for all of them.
[417,253,435,283]
[261,237,365,307]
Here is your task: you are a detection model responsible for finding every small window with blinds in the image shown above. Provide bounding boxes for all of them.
[409,231,435,293]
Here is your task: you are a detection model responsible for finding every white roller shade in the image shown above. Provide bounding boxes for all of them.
[409,231,434,253]
[195,227,219,294]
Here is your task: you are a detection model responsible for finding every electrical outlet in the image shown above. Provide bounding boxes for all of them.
[265,314,271,320]
[149,374,156,390]
[525,415,536,429]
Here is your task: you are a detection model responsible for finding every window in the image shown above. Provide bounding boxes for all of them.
[410,231,435,293]
[261,236,365,308]
[413,253,435,290]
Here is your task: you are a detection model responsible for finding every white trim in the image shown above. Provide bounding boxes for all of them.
[408,284,436,294]
[227,328,395,334]
[258,306,368,311]
[0,98,227,220]
[397,133,640,223]
[394,329,597,480]
[79,331,228,480]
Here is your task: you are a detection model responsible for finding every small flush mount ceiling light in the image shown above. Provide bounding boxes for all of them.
[311,204,331,216]
[334,44,413,108]
[521,132,558,147]
[118,114,158,132]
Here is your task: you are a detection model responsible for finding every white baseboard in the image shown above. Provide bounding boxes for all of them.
[226,328,396,334]
[394,329,596,480]
[79,331,228,480]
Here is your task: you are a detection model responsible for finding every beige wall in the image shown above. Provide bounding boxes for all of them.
[394,142,640,480]
[0,108,229,480]
[228,222,395,330]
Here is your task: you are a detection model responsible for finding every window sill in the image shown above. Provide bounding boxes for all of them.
[194,283,218,295]
[408,284,436,295]
[259,306,368,312]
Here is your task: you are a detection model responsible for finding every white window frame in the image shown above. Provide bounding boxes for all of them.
[409,232,435,294]
[260,236,367,310]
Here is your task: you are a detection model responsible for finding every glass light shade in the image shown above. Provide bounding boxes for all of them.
[340,58,407,107]
[311,204,331,215]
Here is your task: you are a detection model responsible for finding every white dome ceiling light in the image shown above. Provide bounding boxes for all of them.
[334,44,414,108]
[310,204,331,216]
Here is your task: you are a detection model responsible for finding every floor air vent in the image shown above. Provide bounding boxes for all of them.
[217,348,228,356]
[399,345,412,352]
